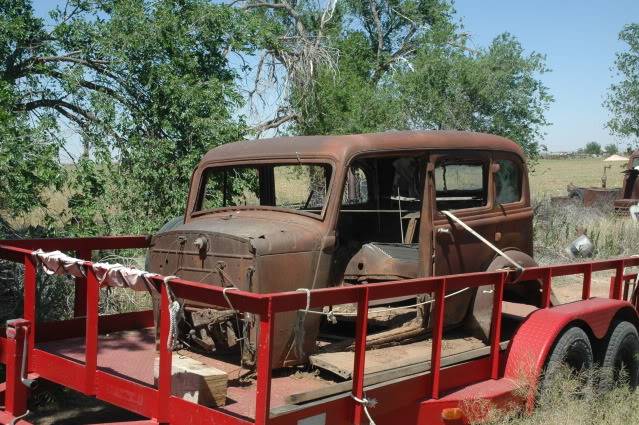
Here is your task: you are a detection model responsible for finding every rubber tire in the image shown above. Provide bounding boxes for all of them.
[601,321,639,390]
[542,326,593,391]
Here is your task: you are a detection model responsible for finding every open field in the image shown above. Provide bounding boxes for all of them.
[530,157,626,198]
[3,156,630,229]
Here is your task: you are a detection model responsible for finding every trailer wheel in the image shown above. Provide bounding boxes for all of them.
[601,321,639,390]
[542,326,593,390]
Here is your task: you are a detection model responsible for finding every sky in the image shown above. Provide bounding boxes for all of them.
[31,0,639,153]
[453,0,639,152]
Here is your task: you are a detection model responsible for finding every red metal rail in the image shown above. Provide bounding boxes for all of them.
[1,236,638,425]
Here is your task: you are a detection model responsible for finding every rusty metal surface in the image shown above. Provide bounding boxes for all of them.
[147,131,534,369]
[615,151,639,211]
[564,184,622,207]
[198,131,525,165]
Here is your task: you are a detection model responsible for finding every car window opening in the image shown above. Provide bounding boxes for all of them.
[197,163,332,216]
[334,155,425,286]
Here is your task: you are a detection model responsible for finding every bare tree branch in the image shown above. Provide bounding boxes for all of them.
[18,98,98,123]
[368,0,385,64]
[251,112,297,134]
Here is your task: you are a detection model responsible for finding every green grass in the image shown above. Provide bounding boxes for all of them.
[474,368,639,425]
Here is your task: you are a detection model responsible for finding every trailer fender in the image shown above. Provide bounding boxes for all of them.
[503,298,638,384]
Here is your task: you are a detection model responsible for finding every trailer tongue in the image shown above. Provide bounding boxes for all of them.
[1,236,639,425]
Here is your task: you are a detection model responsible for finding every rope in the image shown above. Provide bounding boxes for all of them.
[162,276,180,351]
[9,410,30,425]
[221,286,248,370]
[300,287,470,319]
[351,392,377,424]
[441,210,524,271]
[222,286,239,311]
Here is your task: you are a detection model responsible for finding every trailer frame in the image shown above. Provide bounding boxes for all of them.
[1,236,638,425]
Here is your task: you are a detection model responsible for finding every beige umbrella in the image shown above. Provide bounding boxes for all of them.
[604,154,629,161]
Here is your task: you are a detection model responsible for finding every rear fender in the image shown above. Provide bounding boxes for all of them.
[466,250,540,341]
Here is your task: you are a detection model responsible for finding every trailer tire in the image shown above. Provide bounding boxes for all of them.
[541,326,593,391]
[601,321,639,390]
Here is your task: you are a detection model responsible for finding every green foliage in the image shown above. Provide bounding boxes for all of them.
[0,1,65,217]
[604,143,619,155]
[399,33,551,160]
[1,0,553,237]
[583,141,602,155]
[277,0,551,160]
[1,0,257,234]
[606,23,639,144]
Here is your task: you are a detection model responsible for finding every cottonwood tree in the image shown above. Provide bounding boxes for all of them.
[1,0,258,233]
[606,23,639,144]
[2,0,553,236]
[241,0,552,159]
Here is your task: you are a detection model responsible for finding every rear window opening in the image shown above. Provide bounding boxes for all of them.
[196,163,332,216]
[434,161,487,211]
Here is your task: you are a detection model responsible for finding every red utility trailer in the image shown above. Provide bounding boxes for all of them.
[1,236,639,425]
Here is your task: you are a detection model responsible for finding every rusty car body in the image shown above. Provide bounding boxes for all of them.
[146,131,543,368]
[615,150,639,213]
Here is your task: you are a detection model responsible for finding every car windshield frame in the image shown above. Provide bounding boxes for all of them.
[192,160,335,220]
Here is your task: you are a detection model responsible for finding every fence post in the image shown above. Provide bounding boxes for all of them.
[84,267,99,395]
[610,261,625,300]
[22,254,37,353]
[582,263,592,300]
[490,273,506,380]
[255,298,274,425]
[431,279,446,399]
[157,281,173,423]
[4,319,31,418]
[541,268,552,308]
[352,286,370,425]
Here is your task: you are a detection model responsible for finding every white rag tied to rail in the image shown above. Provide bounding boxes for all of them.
[31,249,181,349]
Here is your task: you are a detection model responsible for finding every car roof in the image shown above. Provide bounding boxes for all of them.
[200,131,526,165]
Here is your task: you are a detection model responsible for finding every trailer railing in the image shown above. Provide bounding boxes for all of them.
[1,237,639,425]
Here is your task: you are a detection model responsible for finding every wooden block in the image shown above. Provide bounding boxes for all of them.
[154,353,228,407]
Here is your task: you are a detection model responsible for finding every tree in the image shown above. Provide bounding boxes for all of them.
[242,0,552,160]
[604,143,619,155]
[583,141,602,155]
[398,32,551,159]
[1,0,257,234]
[605,23,639,144]
[0,1,66,217]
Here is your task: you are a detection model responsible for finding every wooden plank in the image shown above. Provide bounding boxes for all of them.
[287,341,509,406]
[154,353,228,407]
[310,333,487,379]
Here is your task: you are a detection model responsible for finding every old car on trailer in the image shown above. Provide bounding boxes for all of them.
[1,131,639,425]
[145,131,548,368]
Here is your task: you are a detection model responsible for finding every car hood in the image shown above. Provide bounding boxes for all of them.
[172,210,326,255]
